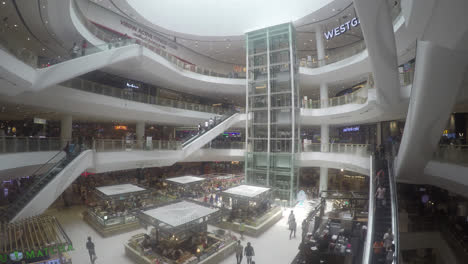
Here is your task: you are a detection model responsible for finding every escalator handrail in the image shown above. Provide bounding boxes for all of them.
[181,112,236,148]
[4,146,84,220]
[388,156,399,264]
[362,155,376,264]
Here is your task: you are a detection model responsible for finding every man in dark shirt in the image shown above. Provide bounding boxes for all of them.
[86,237,97,264]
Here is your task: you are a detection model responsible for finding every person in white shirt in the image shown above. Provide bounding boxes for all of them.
[376,186,386,207]
[383,228,393,251]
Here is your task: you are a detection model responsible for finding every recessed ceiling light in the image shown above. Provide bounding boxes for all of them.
[27,37,30,40]
[42,48,45,51]
[2,2,5,5]
[332,9,336,11]
[45,21,48,24]
[13,24,18,27]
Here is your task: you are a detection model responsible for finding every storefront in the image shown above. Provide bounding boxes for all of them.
[125,200,236,264]
[0,215,73,264]
[164,176,207,199]
[218,185,282,237]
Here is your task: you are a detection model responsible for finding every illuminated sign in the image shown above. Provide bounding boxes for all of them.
[126,82,139,89]
[1,245,74,263]
[33,117,47,124]
[324,17,360,40]
[343,126,360,132]
[114,125,128,130]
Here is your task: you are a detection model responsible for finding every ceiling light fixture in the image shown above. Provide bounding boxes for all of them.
[332,8,336,11]
[13,24,17,27]
[2,1,5,5]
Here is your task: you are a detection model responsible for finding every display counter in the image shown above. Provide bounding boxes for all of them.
[84,184,173,237]
[217,185,281,236]
[125,200,235,264]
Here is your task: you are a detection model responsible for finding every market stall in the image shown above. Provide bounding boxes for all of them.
[0,215,73,264]
[218,185,282,236]
[84,183,154,237]
[125,200,236,264]
[164,176,206,199]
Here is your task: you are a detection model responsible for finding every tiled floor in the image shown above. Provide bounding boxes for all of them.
[47,200,317,264]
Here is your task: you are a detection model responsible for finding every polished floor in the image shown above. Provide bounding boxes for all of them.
[47,200,316,264]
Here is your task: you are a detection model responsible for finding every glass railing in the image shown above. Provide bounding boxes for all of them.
[302,86,368,109]
[300,41,367,69]
[433,144,468,166]
[0,33,38,68]
[201,141,245,149]
[92,139,181,152]
[72,0,244,79]
[0,136,65,154]
[60,78,229,115]
[302,143,373,157]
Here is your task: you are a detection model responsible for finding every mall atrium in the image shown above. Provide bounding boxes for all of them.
[0,0,467,263]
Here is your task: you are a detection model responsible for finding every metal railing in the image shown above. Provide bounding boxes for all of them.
[60,78,229,115]
[302,86,368,109]
[72,0,244,79]
[300,41,367,69]
[92,139,181,152]
[0,137,65,154]
[302,143,372,157]
[362,155,375,264]
[433,144,468,166]
[388,156,399,264]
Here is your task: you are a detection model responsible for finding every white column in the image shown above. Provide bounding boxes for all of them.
[60,115,72,147]
[315,24,326,67]
[320,82,329,108]
[136,122,145,142]
[319,167,328,193]
[321,124,329,152]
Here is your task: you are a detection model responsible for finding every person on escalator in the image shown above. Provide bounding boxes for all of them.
[376,186,386,208]
[204,120,209,132]
[209,118,214,129]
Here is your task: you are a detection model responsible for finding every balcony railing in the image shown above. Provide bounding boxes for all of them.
[300,41,367,69]
[92,139,181,152]
[302,143,372,157]
[433,144,468,166]
[72,0,244,79]
[202,141,245,149]
[0,137,65,154]
[60,78,229,115]
[302,86,368,109]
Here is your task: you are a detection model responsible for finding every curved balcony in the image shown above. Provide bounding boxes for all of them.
[61,78,230,115]
[302,86,368,109]
[0,137,64,154]
[432,145,468,166]
[299,41,367,69]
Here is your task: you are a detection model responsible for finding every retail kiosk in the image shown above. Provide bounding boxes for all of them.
[0,215,73,264]
[164,176,207,198]
[84,183,154,237]
[125,200,236,264]
[218,184,282,237]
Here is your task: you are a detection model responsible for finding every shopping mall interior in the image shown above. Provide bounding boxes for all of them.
[0,0,467,263]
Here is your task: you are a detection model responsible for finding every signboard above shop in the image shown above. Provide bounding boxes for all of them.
[324,17,360,40]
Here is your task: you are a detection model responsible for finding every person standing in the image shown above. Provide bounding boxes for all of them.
[244,242,255,264]
[239,221,245,239]
[197,123,202,134]
[383,228,393,251]
[288,210,295,226]
[209,118,214,129]
[301,219,308,242]
[386,244,395,264]
[235,240,243,264]
[70,43,79,58]
[376,186,386,207]
[86,237,97,264]
[289,216,297,239]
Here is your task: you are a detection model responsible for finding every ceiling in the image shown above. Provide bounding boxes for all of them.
[88,0,362,66]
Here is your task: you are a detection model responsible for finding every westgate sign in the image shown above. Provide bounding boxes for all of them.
[324,17,360,40]
[0,244,74,263]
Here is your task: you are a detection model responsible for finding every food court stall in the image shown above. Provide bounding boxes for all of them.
[84,183,152,237]
[0,215,73,264]
[218,185,282,236]
[164,176,207,199]
[125,200,236,264]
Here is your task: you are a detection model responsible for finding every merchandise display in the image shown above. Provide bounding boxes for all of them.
[84,183,171,237]
[0,215,73,264]
[125,200,236,264]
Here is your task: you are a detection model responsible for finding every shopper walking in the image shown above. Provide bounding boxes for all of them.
[288,210,295,226]
[244,242,255,264]
[86,237,97,264]
[289,216,297,239]
[235,240,243,264]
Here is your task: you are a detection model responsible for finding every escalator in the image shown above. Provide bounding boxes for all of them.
[179,113,244,159]
[1,144,87,223]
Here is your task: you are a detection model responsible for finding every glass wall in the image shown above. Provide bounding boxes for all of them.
[245,23,300,203]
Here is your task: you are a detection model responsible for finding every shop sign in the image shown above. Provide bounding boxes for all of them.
[33,117,47,125]
[0,244,74,263]
[324,17,360,40]
[343,126,360,132]
[120,20,177,50]
[114,125,128,130]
